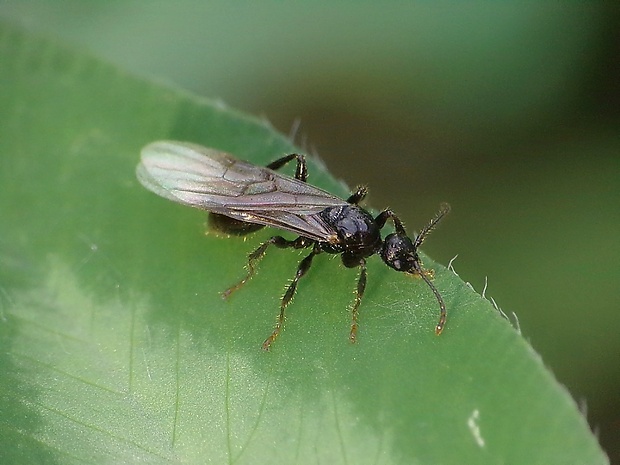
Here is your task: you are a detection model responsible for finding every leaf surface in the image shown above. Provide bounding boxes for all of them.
[0,23,607,465]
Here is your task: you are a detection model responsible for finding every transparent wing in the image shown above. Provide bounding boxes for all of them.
[136,141,346,241]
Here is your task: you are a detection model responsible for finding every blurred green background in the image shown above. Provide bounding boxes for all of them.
[1,1,618,460]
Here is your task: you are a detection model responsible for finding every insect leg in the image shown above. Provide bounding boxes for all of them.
[374,209,407,235]
[346,186,368,204]
[266,153,308,182]
[349,259,367,343]
[221,235,312,299]
[377,205,451,245]
[262,245,321,350]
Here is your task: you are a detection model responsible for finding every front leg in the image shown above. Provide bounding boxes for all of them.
[375,209,407,235]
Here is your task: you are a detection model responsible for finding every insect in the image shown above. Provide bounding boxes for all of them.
[136,140,450,350]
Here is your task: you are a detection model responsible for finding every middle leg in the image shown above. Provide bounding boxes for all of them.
[347,186,368,205]
[349,259,367,343]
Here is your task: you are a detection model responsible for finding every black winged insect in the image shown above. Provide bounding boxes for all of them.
[136,141,450,350]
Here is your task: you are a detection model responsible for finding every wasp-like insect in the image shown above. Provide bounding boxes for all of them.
[137,141,450,350]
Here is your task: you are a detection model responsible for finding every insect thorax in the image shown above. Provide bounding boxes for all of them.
[318,205,381,265]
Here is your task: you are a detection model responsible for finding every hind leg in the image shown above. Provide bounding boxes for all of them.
[262,245,321,350]
[222,235,313,299]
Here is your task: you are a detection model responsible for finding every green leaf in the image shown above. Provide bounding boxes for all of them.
[0,22,607,465]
